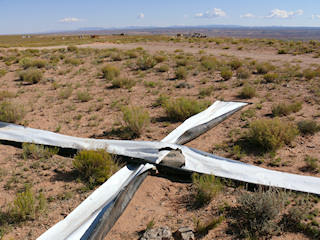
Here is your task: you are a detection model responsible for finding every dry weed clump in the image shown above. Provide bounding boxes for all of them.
[246,118,299,152]
[238,83,256,99]
[271,101,302,117]
[73,149,119,185]
[220,67,233,80]
[0,90,15,101]
[22,142,59,160]
[236,67,251,79]
[137,55,157,70]
[101,65,120,81]
[297,120,320,135]
[77,90,92,102]
[191,173,223,207]
[163,97,210,121]
[19,57,48,69]
[0,100,26,123]
[175,66,187,79]
[111,77,136,89]
[18,68,43,84]
[236,187,287,238]
[256,62,275,74]
[121,105,150,137]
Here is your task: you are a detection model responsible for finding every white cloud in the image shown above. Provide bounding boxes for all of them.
[58,17,86,23]
[266,9,303,19]
[196,8,226,18]
[310,14,320,19]
[137,13,144,19]
[240,13,255,18]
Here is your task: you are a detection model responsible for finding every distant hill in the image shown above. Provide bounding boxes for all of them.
[47,25,320,41]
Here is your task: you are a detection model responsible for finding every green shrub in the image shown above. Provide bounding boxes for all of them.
[152,94,169,107]
[67,45,78,52]
[77,90,92,102]
[101,65,120,81]
[256,62,275,74]
[153,54,166,63]
[0,90,14,101]
[297,120,320,135]
[111,52,125,61]
[175,66,187,79]
[238,84,256,99]
[263,72,279,83]
[10,188,47,221]
[65,58,83,66]
[303,68,316,80]
[137,55,157,70]
[19,57,48,69]
[237,187,286,238]
[157,64,169,72]
[121,105,150,136]
[236,67,251,79]
[163,97,210,121]
[18,68,43,84]
[59,87,73,99]
[228,58,242,70]
[198,86,214,98]
[220,67,233,80]
[0,100,26,123]
[192,173,223,207]
[111,77,136,89]
[22,143,58,160]
[201,57,217,72]
[73,149,119,185]
[125,50,139,59]
[0,69,7,77]
[304,155,319,172]
[271,101,302,117]
[278,49,288,54]
[246,118,299,151]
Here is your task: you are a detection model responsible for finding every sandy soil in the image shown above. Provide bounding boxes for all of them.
[0,38,319,239]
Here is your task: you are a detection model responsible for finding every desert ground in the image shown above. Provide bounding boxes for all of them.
[0,35,320,239]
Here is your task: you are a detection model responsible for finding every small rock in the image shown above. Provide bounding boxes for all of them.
[140,226,173,240]
[174,227,195,240]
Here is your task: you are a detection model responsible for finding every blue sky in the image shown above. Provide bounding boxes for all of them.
[1,0,320,35]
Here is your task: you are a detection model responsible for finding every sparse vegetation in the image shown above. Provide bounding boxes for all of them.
[137,55,157,70]
[22,142,58,160]
[220,67,233,80]
[73,149,119,185]
[304,155,319,172]
[236,187,287,238]
[297,120,320,135]
[0,100,26,123]
[111,77,136,89]
[163,97,210,121]
[238,83,256,99]
[18,68,43,84]
[77,90,92,102]
[246,118,299,152]
[191,173,223,207]
[59,87,73,99]
[101,65,120,81]
[121,105,150,136]
[256,62,275,74]
[271,101,302,117]
[175,66,187,79]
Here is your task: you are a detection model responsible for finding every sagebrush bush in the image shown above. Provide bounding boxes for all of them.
[228,58,242,70]
[302,68,316,80]
[238,84,256,99]
[271,101,302,117]
[77,91,92,102]
[73,149,119,185]
[111,52,125,61]
[236,67,251,79]
[256,62,275,74]
[246,118,299,151]
[22,142,58,160]
[220,67,233,80]
[121,105,150,136]
[192,173,223,207]
[64,58,83,66]
[19,57,47,69]
[304,155,319,172]
[67,45,78,52]
[297,120,320,135]
[153,54,166,63]
[0,69,7,77]
[59,87,73,99]
[198,86,214,98]
[0,100,26,123]
[10,188,47,221]
[0,90,14,101]
[201,57,217,72]
[18,68,43,84]
[163,97,210,121]
[111,77,136,89]
[157,64,169,72]
[152,94,170,107]
[237,187,286,238]
[175,66,187,79]
[101,65,120,81]
[137,55,157,70]
[263,72,279,83]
